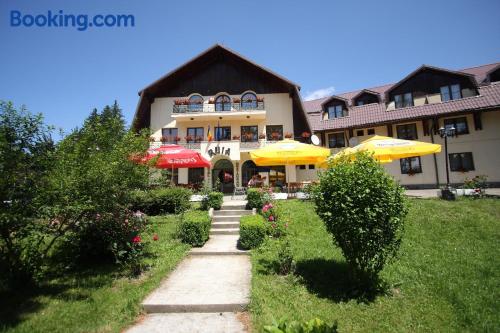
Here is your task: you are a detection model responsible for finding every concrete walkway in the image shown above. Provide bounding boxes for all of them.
[126,201,251,333]
[406,188,500,198]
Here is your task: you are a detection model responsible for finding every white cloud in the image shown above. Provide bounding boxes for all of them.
[303,86,336,101]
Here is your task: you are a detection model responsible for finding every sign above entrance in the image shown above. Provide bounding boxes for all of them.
[201,141,240,161]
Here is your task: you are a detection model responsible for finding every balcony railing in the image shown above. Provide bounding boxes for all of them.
[173,102,265,114]
[149,139,276,151]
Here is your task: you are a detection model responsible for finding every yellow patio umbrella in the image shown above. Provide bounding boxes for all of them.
[330,135,441,164]
[250,139,330,193]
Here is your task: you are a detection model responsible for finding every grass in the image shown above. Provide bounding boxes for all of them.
[0,215,190,333]
[249,198,500,332]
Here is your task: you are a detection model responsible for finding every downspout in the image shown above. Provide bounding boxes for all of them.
[430,118,440,187]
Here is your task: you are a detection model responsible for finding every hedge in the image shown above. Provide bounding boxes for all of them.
[246,188,264,210]
[239,214,267,249]
[130,187,192,215]
[179,210,211,246]
[201,191,224,210]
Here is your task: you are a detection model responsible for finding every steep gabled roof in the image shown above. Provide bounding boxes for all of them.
[351,89,381,103]
[320,95,349,107]
[385,64,478,97]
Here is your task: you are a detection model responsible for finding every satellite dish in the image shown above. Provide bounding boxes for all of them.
[311,135,320,146]
[349,137,359,147]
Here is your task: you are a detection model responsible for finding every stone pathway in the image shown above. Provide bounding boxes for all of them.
[126,201,251,333]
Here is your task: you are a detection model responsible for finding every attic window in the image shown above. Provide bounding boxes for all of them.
[394,93,413,108]
[326,105,346,119]
[440,84,461,102]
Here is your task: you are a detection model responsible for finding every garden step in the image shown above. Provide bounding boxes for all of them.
[220,204,247,211]
[142,255,250,313]
[212,215,245,222]
[210,228,239,235]
[213,209,251,216]
[211,222,240,229]
[190,235,247,256]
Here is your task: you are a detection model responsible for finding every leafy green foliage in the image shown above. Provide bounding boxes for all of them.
[313,152,408,285]
[201,191,224,210]
[276,238,295,275]
[0,101,55,284]
[179,210,211,246]
[264,317,338,333]
[239,214,267,249]
[246,188,265,209]
[130,187,192,215]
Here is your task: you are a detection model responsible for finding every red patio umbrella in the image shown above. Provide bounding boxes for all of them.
[141,144,211,169]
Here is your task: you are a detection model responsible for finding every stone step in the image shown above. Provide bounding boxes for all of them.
[213,209,251,217]
[221,204,246,211]
[210,228,239,235]
[212,215,244,222]
[211,222,240,229]
[190,235,247,256]
[142,255,250,313]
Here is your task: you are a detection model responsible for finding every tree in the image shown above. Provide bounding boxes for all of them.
[313,152,408,288]
[0,101,55,283]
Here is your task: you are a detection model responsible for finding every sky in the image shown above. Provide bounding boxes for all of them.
[1,0,499,134]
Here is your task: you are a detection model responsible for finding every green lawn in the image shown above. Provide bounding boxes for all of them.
[0,215,190,333]
[250,198,500,332]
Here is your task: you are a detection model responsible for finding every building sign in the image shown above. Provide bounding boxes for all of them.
[207,146,231,158]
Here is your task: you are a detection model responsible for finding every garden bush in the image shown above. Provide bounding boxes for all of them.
[264,317,338,333]
[239,214,267,249]
[201,191,224,210]
[246,188,264,209]
[179,210,211,246]
[313,152,408,285]
[130,187,192,215]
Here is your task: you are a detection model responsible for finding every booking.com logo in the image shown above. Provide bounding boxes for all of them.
[10,10,135,31]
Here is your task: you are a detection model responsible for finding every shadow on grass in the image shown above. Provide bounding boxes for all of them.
[0,266,118,330]
[294,258,387,303]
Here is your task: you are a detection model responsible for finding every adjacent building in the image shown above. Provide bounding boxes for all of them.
[133,44,500,190]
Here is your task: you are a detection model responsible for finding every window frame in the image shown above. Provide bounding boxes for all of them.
[240,125,258,142]
[327,132,345,148]
[161,128,178,143]
[367,128,375,135]
[187,127,204,142]
[394,93,413,108]
[266,125,283,141]
[356,129,364,136]
[400,156,422,174]
[440,84,462,102]
[215,126,231,141]
[449,152,475,172]
[444,117,469,135]
[327,104,344,119]
[215,94,231,112]
[396,123,418,140]
[188,94,204,112]
[241,92,257,109]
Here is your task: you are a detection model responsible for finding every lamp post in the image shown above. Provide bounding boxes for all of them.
[439,126,456,200]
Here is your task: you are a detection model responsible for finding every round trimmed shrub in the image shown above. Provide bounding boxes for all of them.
[239,214,267,249]
[201,191,224,210]
[313,152,408,284]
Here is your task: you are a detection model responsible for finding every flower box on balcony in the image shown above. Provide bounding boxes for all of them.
[232,135,240,140]
[284,132,293,139]
[258,134,266,140]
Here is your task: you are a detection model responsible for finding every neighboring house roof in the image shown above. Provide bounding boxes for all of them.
[304,62,500,131]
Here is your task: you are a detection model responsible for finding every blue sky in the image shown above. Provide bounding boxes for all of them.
[1,0,499,134]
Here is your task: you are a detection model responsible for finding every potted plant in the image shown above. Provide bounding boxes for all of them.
[195,135,203,143]
[232,97,241,103]
[208,98,215,104]
[149,136,157,142]
[284,132,293,139]
[301,131,311,138]
[161,136,169,143]
[185,135,193,142]
[271,132,281,141]
[256,96,264,103]
[259,134,266,140]
[232,135,240,140]
[244,133,254,141]
[174,99,183,106]
[174,136,181,143]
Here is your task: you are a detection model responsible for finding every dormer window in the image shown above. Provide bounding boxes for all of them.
[241,92,257,109]
[328,105,344,119]
[188,94,204,112]
[440,84,461,102]
[353,90,380,106]
[215,95,231,111]
[394,93,413,108]
[356,101,364,106]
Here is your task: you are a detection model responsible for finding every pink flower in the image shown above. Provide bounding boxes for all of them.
[272,223,276,228]
[262,205,269,212]
[284,223,289,228]
[268,215,274,221]
[153,234,159,241]
[132,235,141,244]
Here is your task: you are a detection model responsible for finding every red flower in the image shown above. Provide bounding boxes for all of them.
[132,235,141,244]
[153,234,159,241]
[268,215,275,221]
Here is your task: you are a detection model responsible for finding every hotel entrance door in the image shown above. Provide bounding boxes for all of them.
[212,159,234,193]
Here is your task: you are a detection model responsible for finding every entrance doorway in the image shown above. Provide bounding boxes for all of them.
[212,159,234,193]
[241,160,258,187]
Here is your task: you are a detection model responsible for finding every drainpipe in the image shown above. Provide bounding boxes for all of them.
[430,119,440,187]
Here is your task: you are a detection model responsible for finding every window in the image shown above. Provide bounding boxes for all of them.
[309,164,315,170]
[367,128,375,135]
[444,117,469,135]
[396,123,418,140]
[394,93,413,108]
[161,128,178,143]
[215,95,231,111]
[449,152,474,172]
[266,125,283,141]
[269,166,286,187]
[241,125,258,142]
[241,92,257,109]
[188,168,204,187]
[357,101,364,106]
[188,95,203,112]
[440,84,461,102]
[400,157,422,174]
[299,165,306,170]
[356,129,364,136]
[328,132,345,148]
[215,126,231,141]
[187,127,204,142]
[327,105,344,119]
